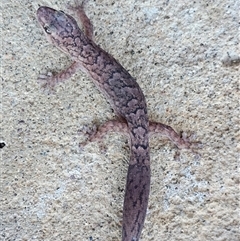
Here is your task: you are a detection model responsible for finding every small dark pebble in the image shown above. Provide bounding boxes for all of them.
[0,142,6,148]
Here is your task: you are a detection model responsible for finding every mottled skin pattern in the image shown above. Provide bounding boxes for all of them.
[37,3,196,240]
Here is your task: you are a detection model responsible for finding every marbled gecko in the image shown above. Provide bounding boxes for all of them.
[36,2,196,240]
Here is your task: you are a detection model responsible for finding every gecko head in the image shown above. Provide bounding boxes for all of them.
[37,6,83,54]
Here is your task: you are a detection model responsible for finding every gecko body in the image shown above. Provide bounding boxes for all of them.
[37,3,196,240]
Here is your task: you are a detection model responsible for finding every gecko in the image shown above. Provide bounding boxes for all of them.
[36,2,197,240]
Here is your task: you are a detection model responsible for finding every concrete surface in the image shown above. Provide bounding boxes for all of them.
[1,0,239,240]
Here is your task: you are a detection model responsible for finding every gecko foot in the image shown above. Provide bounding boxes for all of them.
[78,124,110,153]
[175,132,203,162]
[78,124,97,148]
[78,120,129,148]
[178,131,203,150]
[37,71,58,94]
[37,68,70,91]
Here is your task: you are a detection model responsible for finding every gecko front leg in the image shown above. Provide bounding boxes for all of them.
[38,61,82,90]
[67,0,94,40]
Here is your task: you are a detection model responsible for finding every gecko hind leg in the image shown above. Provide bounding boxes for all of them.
[67,0,94,40]
[79,120,130,147]
[148,121,200,149]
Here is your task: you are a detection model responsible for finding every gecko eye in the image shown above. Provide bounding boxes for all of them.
[44,26,51,34]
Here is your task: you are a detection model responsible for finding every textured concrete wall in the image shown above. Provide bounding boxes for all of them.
[2,0,239,240]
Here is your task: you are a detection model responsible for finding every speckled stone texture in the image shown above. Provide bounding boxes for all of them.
[1,0,239,240]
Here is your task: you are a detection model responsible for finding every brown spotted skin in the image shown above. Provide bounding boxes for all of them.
[37,3,198,240]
